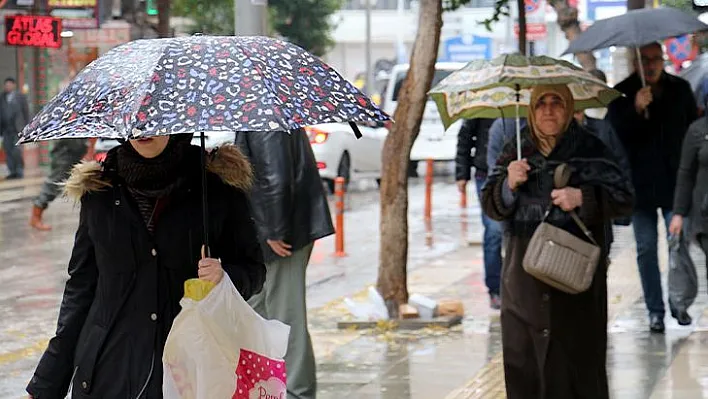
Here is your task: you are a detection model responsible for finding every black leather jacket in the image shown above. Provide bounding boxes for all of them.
[455,118,495,180]
[235,128,334,262]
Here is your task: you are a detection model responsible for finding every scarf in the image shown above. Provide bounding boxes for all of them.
[528,84,575,157]
[105,134,196,233]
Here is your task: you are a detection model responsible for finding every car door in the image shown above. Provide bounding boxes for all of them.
[350,123,386,174]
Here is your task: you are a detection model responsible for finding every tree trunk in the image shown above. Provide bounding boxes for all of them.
[549,0,596,70]
[376,0,443,319]
[517,0,527,55]
[157,0,171,37]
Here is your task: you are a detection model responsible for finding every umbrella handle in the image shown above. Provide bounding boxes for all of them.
[200,131,211,258]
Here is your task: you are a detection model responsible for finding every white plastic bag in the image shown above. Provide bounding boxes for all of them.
[163,277,290,399]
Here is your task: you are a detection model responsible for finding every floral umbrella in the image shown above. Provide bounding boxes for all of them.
[18,35,390,253]
[18,35,389,143]
[429,54,621,159]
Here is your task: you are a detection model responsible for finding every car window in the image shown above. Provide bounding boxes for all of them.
[391,69,454,102]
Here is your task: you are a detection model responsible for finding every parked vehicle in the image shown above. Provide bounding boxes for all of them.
[379,62,466,174]
[306,123,386,193]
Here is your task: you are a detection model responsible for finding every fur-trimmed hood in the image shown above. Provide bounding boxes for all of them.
[64,143,253,202]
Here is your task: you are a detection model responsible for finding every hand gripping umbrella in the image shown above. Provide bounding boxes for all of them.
[18,35,391,255]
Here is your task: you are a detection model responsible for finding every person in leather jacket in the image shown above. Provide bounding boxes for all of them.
[235,128,334,399]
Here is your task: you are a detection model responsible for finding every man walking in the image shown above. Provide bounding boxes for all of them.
[606,42,697,333]
[236,128,334,399]
[1,77,29,179]
[29,139,89,230]
[456,118,502,309]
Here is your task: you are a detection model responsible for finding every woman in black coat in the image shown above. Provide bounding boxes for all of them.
[482,84,634,398]
[26,134,266,399]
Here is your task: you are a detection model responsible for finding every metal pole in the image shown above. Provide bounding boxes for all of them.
[515,85,521,160]
[395,0,405,63]
[365,0,373,95]
[424,158,434,221]
[334,176,347,257]
[234,0,268,36]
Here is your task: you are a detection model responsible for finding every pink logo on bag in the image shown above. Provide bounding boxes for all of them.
[233,349,287,399]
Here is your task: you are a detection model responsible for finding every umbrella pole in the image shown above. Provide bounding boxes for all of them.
[635,47,647,87]
[635,47,650,119]
[515,85,522,160]
[200,131,211,258]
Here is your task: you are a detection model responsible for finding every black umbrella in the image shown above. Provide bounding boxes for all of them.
[562,7,708,86]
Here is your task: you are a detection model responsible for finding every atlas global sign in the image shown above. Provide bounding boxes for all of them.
[5,15,62,49]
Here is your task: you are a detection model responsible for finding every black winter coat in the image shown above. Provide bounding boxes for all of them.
[482,122,634,399]
[455,118,495,179]
[606,72,697,210]
[235,129,334,263]
[26,145,266,399]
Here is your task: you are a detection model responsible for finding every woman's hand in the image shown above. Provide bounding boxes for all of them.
[507,159,530,191]
[198,246,224,284]
[551,187,583,211]
[669,215,684,236]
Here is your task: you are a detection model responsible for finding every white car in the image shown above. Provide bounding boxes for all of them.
[380,62,466,164]
[306,123,387,193]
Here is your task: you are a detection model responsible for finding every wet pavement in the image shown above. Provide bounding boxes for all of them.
[1,173,708,398]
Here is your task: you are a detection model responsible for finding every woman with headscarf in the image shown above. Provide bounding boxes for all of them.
[482,85,634,398]
[26,134,266,398]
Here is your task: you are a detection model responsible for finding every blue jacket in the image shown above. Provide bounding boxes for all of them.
[486,117,527,173]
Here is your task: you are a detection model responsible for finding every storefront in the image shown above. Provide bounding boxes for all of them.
[0,0,130,168]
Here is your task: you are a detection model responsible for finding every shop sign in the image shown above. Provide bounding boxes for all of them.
[48,0,98,29]
[4,15,62,49]
[48,0,96,8]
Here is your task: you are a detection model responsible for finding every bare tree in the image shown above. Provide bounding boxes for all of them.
[376,0,444,317]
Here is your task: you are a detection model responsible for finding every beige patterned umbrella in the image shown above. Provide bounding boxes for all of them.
[429,54,622,159]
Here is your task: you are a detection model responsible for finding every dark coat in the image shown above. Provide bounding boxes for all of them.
[26,145,266,399]
[455,118,495,179]
[584,116,632,228]
[0,90,29,133]
[235,128,334,263]
[673,117,708,239]
[482,122,634,399]
[606,72,697,210]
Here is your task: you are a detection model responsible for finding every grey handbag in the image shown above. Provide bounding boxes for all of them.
[522,164,601,294]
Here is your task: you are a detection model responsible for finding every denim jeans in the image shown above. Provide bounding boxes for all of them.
[632,208,673,318]
[476,174,503,295]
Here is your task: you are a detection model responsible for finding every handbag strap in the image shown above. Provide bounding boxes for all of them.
[543,163,599,246]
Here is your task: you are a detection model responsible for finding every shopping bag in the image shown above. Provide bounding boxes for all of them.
[668,234,698,315]
[163,278,290,399]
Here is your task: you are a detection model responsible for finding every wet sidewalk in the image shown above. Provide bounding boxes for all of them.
[3,177,708,398]
[306,197,708,398]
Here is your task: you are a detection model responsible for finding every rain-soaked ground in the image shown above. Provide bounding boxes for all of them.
[1,168,708,398]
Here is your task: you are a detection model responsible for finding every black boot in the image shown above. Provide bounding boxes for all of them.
[649,314,665,333]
